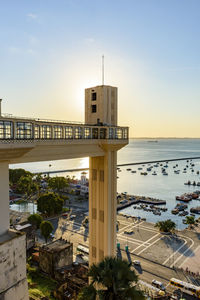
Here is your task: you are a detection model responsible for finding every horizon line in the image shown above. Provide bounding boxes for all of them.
[130,137,200,139]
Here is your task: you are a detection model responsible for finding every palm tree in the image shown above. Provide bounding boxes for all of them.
[78,257,144,300]
[155,219,176,233]
[185,216,195,225]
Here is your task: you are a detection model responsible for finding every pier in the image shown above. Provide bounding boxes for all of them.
[117,195,166,211]
[36,156,200,175]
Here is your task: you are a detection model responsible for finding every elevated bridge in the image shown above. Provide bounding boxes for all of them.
[0,84,129,300]
[0,116,128,163]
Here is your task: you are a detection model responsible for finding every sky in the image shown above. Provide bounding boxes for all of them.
[0,0,200,138]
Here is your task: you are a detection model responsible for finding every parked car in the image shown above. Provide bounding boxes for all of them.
[124,229,134,235]
[151,279,166,291]
[133,260,141,266]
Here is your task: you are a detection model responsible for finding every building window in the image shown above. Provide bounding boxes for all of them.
[84,127,91,139]
[34,124,40,139]
[100,128,106,139]
[54,126,63,139]
[91,104,97,113]
[65,126,73,139]
[41,125,52,139]
[92,128,98,139]
[123,128,128,139]
[74,127,82,139]
[16,122,32,139]
[115,128,122,139]
[91,92,97,101]
[109,128,114,139]
[0,121,13,139]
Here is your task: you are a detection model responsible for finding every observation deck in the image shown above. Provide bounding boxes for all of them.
[0,114,129,164]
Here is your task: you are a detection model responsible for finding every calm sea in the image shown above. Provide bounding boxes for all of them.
[11,139,200,229]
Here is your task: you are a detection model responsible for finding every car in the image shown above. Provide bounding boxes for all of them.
[151,279,166,291]
[50,233,55,239]
[124,229,134,235]
[133,260,141,266]
[62,213,68,217]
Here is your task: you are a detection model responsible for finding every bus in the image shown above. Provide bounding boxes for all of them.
[170,278,200,298]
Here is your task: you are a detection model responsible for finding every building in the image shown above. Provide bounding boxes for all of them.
[39,239,73,277]
[0,85,128,299]
[15,223,35,250]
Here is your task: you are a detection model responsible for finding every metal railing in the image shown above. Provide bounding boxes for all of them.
[0,116,128,141]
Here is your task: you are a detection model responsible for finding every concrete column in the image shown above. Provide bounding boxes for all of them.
[89,150,117,266]
[0,161,9,235]
[0,99,2,116]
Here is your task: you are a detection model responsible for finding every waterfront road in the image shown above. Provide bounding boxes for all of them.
[47,211,200,297]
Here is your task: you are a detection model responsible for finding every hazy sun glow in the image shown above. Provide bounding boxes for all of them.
[1,1,200,137]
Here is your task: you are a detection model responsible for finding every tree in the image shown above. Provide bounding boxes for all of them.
[185,216,195,225]
[9,168,32,185]
[28,214,43,229]
[17,175,38,199]
[40,221,53,243]
[78,257,144,300]
[33,173,43,196]
[37,192,64,216]
[155,219,176,233]
[48,176,69,192]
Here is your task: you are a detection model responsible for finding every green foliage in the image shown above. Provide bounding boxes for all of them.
[17,175,38,198]
[78,257,144,300]
[48,176,69,192]
[77,284,97,300]
[155,219,176,233]
[28,214,43,229]
[9,168,32,185]
[27,264,57,299]
[14,199,27,204]
[60,195,69,201]
[185,216,195,225]
[40,220,53,243]
[29,288,45,298]
[62,207,70,213]
[37,192,64,216]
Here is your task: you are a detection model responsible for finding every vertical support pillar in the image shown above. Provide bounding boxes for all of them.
[0,161,9,235]
[89,150,117,266]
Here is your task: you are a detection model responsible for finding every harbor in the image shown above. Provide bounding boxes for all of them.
[11,139,200,229]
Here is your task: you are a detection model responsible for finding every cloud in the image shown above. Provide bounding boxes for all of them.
[27,13,38,20]
[8,47,21,54]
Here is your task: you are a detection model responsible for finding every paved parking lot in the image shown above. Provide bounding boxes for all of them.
[117,214,199,270]
[53,211,200,274]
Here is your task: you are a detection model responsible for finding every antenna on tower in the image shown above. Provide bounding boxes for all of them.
[102,55,104,85]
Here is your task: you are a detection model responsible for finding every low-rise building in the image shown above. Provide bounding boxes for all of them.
[39,239,73,277]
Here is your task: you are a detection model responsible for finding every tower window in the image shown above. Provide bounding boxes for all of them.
[91,104,97,113]
[91,92,97,101]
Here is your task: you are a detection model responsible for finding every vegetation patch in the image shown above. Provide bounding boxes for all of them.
[27,264,57,299]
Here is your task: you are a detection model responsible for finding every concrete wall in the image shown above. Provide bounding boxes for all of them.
[85,85,117,126]
[89,150,117,265]
[0,162,9,235]
[0,231,28,300]
[39,242,73,277]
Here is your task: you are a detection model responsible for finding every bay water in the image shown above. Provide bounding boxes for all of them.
[11,138,200,229]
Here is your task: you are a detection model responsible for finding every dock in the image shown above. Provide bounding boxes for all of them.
[117,195,166,211]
